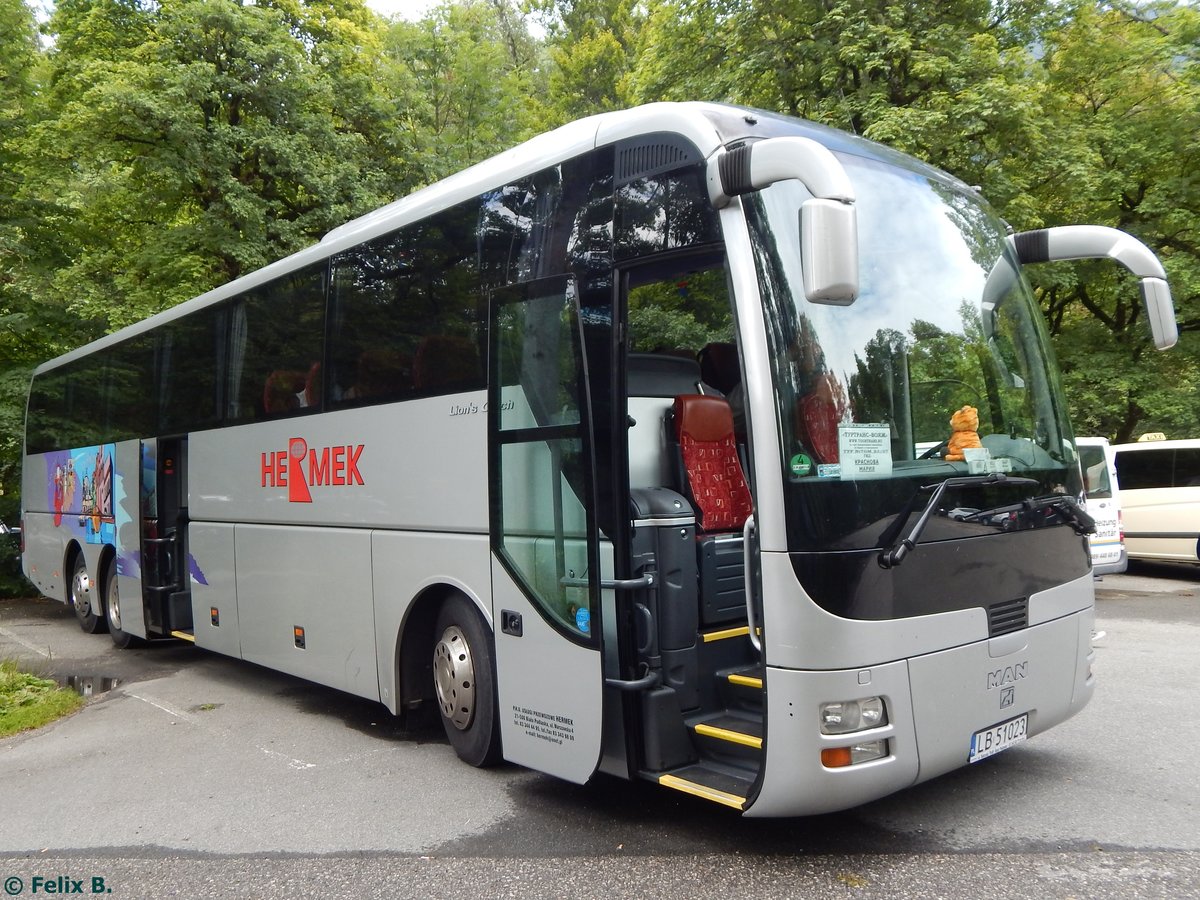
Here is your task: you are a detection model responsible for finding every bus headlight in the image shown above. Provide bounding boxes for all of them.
[820,697,886,734]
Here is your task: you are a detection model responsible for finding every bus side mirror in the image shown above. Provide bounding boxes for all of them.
[709,136,859,305]
[801,199,859,305]
[1011,225,1178,350]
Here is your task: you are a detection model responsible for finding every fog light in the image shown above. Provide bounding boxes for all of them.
[849,739,887,764]
[820,697,887,734]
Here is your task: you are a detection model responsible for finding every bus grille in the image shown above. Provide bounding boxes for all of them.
[988,597,1028,636]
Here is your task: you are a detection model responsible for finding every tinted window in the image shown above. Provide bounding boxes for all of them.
[106,335,156,440]
[615,165,720,260]
[329,202,483,407]
[158,312,225,435]
[1174,449,1200,487]
[227,265,327,424]
[1115,449,1175,490]
[26,367,71,453]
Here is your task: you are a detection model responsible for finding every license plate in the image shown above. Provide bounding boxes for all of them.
[969,714,1028,763]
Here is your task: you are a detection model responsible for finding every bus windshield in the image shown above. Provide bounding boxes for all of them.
[746,154,1080,552]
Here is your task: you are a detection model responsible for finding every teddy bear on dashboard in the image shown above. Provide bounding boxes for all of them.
[945,404,983,461]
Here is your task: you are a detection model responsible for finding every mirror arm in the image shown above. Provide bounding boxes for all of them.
[707,136,854,209]
[1010,226,1177,351]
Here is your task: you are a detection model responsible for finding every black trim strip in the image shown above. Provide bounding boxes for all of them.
[718,145,753,197]
[1013,229,1050,264]
[496,423,581,444]
[1125,531,1200,539]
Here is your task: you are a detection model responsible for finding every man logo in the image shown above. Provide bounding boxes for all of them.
[1000,687,1015,709]
[986,660,1027,690]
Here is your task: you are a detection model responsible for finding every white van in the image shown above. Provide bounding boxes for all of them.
[1110,437,1200,563]
[1077,437,1127,575]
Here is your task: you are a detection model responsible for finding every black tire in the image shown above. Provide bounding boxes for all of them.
[433,595,502,767]
[105,565,139,649]
[68,553,107,634]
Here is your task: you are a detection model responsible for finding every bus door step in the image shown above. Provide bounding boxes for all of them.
[170,629,196,644]
[653,762,755,810]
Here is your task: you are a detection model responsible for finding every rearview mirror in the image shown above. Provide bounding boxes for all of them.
[800,199,858,305]
[1011,225,1177,350]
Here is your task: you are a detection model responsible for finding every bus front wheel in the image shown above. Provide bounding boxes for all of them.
[432,595,502,767]
[69,554,107,634]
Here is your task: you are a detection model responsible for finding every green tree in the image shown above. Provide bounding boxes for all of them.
[1030,2,1200,441]
[24,0,393,329]
[0,0,59,594]
[535,0,641,124]
[380,0,542,182]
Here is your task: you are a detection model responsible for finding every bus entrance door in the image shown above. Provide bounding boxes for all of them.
[140,437,193,638]
[487,276,605,783]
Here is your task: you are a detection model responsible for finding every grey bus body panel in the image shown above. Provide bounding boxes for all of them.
[748,584,1094,816]
[370,529,492,715]
[748,659,917,817]
[189,522,241,657]
[492,557,604,783]
[188,394,488,532]
[21,511,67,601]
[186,395,492,702]
[113,439,148,639]
[907,605,1094,785]
[235,523,378,700]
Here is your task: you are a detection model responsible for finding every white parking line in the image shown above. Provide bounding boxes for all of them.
[126,689,317,770]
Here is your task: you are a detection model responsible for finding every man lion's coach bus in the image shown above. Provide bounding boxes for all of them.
[14,103,1177,815]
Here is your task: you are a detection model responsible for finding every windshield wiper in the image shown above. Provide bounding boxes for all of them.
[958,494,1096,535]
[878,473,1039,569]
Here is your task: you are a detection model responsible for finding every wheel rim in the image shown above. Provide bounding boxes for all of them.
[71,566,92,618]
[107,577,122,631]
[433,625,476,731]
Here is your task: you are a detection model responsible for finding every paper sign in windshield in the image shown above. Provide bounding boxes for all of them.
[838,424,892,479]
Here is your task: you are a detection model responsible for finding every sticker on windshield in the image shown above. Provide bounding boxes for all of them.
[789,452,813,476]
[838,424,892,479]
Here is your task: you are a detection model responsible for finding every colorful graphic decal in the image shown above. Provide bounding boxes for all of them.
[44,444,116,545]
[261,437,365,503]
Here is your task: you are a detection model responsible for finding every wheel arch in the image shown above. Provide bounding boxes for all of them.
[394,582,492,714]
[62,539,84,587]
[97,544,118,596]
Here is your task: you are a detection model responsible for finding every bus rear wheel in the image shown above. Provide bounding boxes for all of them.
[69,554,107,634]
[105,566,139,649]
[432,595,501,767]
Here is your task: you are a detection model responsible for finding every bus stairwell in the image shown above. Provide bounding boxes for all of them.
[141,438,194,640]
[626,391,763,810]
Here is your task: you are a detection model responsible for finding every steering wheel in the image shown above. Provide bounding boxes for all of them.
[918,440,948,460]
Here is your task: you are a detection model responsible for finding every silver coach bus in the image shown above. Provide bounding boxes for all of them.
[15,103,1176,815]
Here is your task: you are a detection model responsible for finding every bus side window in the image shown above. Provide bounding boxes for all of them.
[226,264,326,424]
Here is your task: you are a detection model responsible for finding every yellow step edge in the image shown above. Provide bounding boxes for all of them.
[658,774,746,810]
[694,722,763,750]
[727,673,763,690]
[170,630,196,643]
[702,625,749,643]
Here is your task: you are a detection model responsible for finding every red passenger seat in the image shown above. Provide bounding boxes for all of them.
[673,394,753,533]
